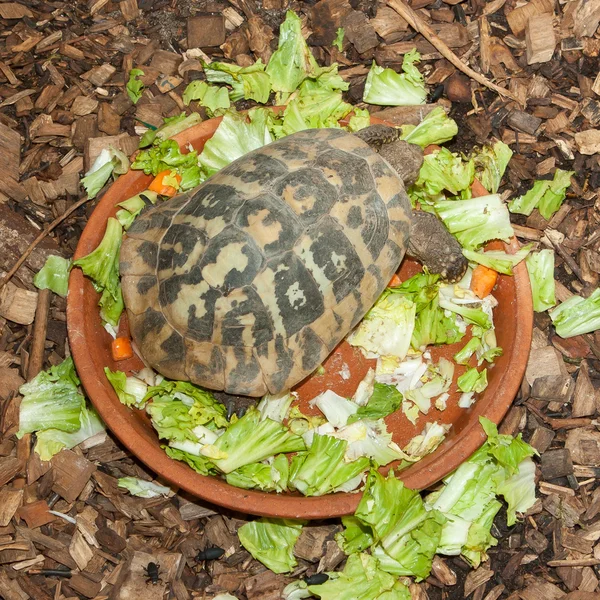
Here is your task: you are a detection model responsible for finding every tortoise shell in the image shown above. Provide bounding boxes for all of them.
[120,128,412,397]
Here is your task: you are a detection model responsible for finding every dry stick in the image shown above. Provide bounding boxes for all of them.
[386,0,521,104]
[0,195,91,292]
[15,288,52,482]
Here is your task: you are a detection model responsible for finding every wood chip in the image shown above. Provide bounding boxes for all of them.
[526,13,556,65]
[0,283,38,325]
[506,0,554,36]
[465,567,494,597]
[574,129,600,155]
[69,529,94,571]
[565,428,600,465]
[188,15,226,48]
[0,123,20,183]
[573,0,600,38]
[571,361,598,417]
[0,488,23,526]
[51,450,96,503]
[0,2,34,18]
[72,96,99,117]
[541,448,574,479]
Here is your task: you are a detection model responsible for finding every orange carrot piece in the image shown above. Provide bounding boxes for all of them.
[148,170,181,197]
[470,264,498,299]
[112,337,134,361]
[388,273,402,287]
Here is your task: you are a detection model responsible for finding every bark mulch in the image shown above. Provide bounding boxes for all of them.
[0,0,600,598]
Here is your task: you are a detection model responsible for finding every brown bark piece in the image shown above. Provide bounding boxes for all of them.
[529,427,555,454]
[98,103,122,135]
[565,428,600,465]
[188,15,226,48]
[0,282,37,324]
[506,0,554,36]
[0,122,20,182]
[541,448,574,479]
[464,567,494,596]
[96,526,127,554]
[150,50,183,76]
[0,457,21,487]
[525,346,568,386]
[574,130,600,155]
[120,0,139,21]
[68,573,102,598]
[508,110,542,135]
[294,525,341,562]
[51,449,96,503]
[244,570,292,599]
[573,0,600,38]
[81,63,117,87]
[519,576,566,600]
[0,488,23,526]
[526,13,556,65]
[572,362,597,418]
[342,11,379,54]
[530,374,574,403]
[310,0,353,46]
[371,6,408,43]
[0,568,28,600]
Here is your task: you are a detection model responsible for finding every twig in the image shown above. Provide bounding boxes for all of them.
[386,0,521,104]
[0,195,91,292]
[16,288,52,479]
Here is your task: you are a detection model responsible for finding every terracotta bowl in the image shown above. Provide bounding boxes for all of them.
[67,114,533,519]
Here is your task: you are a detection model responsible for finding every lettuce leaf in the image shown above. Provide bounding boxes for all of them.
[508,169,574,219]
[238,518,305,573]
[526,249,556,312]
[118,477,171,498]
[204,60,271,104]
[126,68,144,104]
[349,383,403,423]
[34,255,71,297]
[182,80,231,114]
[400,107,458,148]
[472,140,512,194]
[363,50,427,106]
[462,243,533,276]
[413,147,475,198]
[164,446,216,475]
[549,288,600,338]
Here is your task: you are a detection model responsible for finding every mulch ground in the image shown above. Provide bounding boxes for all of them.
[0,0,600,598]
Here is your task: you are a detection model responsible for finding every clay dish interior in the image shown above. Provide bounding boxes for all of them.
[67,113,533,519]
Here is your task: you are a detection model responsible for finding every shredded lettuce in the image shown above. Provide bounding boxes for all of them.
[508,169,574,219]
[462,243,532,276]
[210,407,305,474]
[34,255,71,297]
[457,367,488,393]
[199,109,273,176]
[118,477,171,498]
[104,368,148,408]
[308,553,411,599]
[126,68,144,104]
[226,454,289,492]
[349,383,402,423]
[471,140,512,194]
[81,147,129,199]
[34,403,105,461]
[311,390,358,428]
[238,518,305,573]
[257,391,296,423]
[204,60,271,104]
[413,147,475,199]
[139,113,203,148]
[164,446,216,475]
[349,293,416,360]
[290,434,369,496]
[182,80,231,114]
[435,194,514,250]
[549,288,600,338]
[363,50,427,106]
[116,191,157,230]
[72,217,123,326]
[333,27,345,51]
[526,249,556,312]
[400,107,458,148]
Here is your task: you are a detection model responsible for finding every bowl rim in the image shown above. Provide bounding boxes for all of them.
[67,113,533,519]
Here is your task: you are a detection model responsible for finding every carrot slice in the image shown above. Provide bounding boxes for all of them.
[470,264,498,299]
[148,170,181,197]
[112,337,134,361]
[388,273,402,287]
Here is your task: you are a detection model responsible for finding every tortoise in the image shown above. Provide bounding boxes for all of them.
[120,125,467,400]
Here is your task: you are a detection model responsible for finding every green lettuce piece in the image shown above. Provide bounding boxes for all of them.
[308,553,411,600]
[126,68,144,104]
[461,499,501,567]
[355,470,443,580]
[203,60,271,104]
[104,368,148,408]
[199,109,273,176]
[238,518,305,573]
[35,403,105,461]
[438,296,491,330]
[146,397,204,442]
[145,379,228,431]
[363,50,427,106]
[265,10,321,100]
[462,243,532,276]
[349,293,416,360]
[34,255,71,297]
[388,272,463,348]
[435,194,514,250]
[72,217,123,326]
[453,337,481,365]
[336,516,374,554]
[549,288,600,338]
[17,357,83,437]
[400,107,458,148]
[139,113,203,148]
[182,80,231,114]
[472,140,512,194]
[118,477,171,498]
[132,139,199,179]
[347,108,371,132]
[457,367,488,393]
[115,191,158,230]
[508,169,574,219]
[226,455,290,492]
[164,446,216,475]
[496,457,537,526]
[526,249,556,312]
[290,434,369,496]
[333,27,345,51]
[414,147,475,198]
[81,146,129,199]
[210,407,305,474]
[349,383,402,423]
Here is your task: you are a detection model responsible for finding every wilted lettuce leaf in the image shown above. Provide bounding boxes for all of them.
[118,477,171,498]
[126,68,144,104]
[549,288,600,338]
[526,249,556,312]
[462,244,532,276]
[400,107,458,147]
[182,80,231,114]
[508,169,574,219]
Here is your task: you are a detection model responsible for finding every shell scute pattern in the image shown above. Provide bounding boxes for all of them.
[120,128,413,396]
